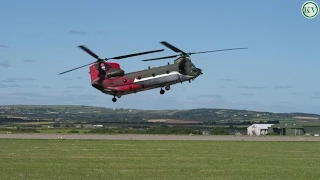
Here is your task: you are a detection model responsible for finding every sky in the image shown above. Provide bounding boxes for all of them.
[0,0,319,114]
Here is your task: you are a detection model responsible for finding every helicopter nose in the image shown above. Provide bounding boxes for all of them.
[196,68,203,74]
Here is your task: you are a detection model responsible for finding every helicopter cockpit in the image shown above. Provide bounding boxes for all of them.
[95,62,110,71]
[190,62,202,75]
[174,55,191,63]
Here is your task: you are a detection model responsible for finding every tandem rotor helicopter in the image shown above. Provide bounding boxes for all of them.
[59,41,248,102]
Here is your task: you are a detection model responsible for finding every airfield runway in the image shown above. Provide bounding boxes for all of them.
[0,134,320,141]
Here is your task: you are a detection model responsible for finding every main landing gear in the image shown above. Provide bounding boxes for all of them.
[112,92,122,102]
[160,85,170,95]
[160,89,165,95]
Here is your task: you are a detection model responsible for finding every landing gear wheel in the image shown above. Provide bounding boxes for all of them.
[165,85,170,91]
[160,89,165,95]
[112,97,117,102]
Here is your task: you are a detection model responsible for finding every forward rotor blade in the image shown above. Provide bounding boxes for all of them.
[189,47,248,55]
[58,62,95,75]
[141,55,179,61]
[78,45,100,60]
[108,49,165,60]
[160,41,186,54]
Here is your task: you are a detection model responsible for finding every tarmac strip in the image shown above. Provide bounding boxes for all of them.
[0,134,320,141]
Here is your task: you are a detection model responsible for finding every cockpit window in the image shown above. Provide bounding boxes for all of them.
[190,63,196,72]
[95,62,110,71]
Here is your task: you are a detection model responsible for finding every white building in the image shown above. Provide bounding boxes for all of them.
[93,125,103,128]
[247,124,274,136]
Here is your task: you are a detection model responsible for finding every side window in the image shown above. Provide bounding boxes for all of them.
[95,62,110,71]
[190,64,196,72]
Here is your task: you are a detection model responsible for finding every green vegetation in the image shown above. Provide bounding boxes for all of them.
[37,128,88,134]
[1,105,320,136]
[1,105,319,124]
[209,127,229,135]
[0,139,319,180]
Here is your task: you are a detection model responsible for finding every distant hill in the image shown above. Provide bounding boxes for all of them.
[0,105,319,124]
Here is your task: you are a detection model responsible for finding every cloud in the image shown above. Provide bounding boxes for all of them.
[218,78,236,82]
[0,61,10,67]
[0,84,20,88]
[237,86,265,89]
[0,77,35,83]
[198,94,223,99]
[96,31,104,35]
[272,101,291,105]
[291,92,310,97]
[0,92,106,105]
[25,85,38,88]
[274,85,293,89]
[0,45,9,48]
[3,92,49,99]
[0,80,13,83]
[63,90,73,93]
[311,92,320,99]
[64,78,72,81]
[8,77,35,81]
[220,86,225,88]
[241,93,254,96]
[67,86,82,89]
[41,86,51,89]
[291,92,306,97]
[69,30,88,36]
[77,77,82,79]
[22,60,36,63]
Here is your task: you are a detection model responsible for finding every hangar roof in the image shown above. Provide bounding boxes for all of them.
[248,124,274,129]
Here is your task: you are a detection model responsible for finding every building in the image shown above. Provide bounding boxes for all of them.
[93,125,103,128]
[269,123,320,136]
[269,123,303,136]
[247,124,274,136]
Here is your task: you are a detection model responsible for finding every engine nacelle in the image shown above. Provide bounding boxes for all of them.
[106,69,125,78]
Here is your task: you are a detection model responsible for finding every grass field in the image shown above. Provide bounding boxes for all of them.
[1,139,320,180]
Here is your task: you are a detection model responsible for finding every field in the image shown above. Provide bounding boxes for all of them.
[1,137,320,180]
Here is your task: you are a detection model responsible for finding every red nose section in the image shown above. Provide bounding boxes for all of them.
[89,62,122,82]
[89,64,100,82]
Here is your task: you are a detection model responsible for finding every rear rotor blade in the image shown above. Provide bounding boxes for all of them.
[160,41,186,54]
[108,49,164,60]
[141,55,179,61]
[78,45,100,60]
[58,62,95,75]
[189,47,248,55]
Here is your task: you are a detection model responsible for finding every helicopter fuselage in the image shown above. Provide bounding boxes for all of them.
[90,56,202,100]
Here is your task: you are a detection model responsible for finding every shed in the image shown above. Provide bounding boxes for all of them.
[247,124,274,136]
[269,123,304,136]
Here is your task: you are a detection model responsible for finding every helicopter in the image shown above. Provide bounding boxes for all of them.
[59,41,248,102]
